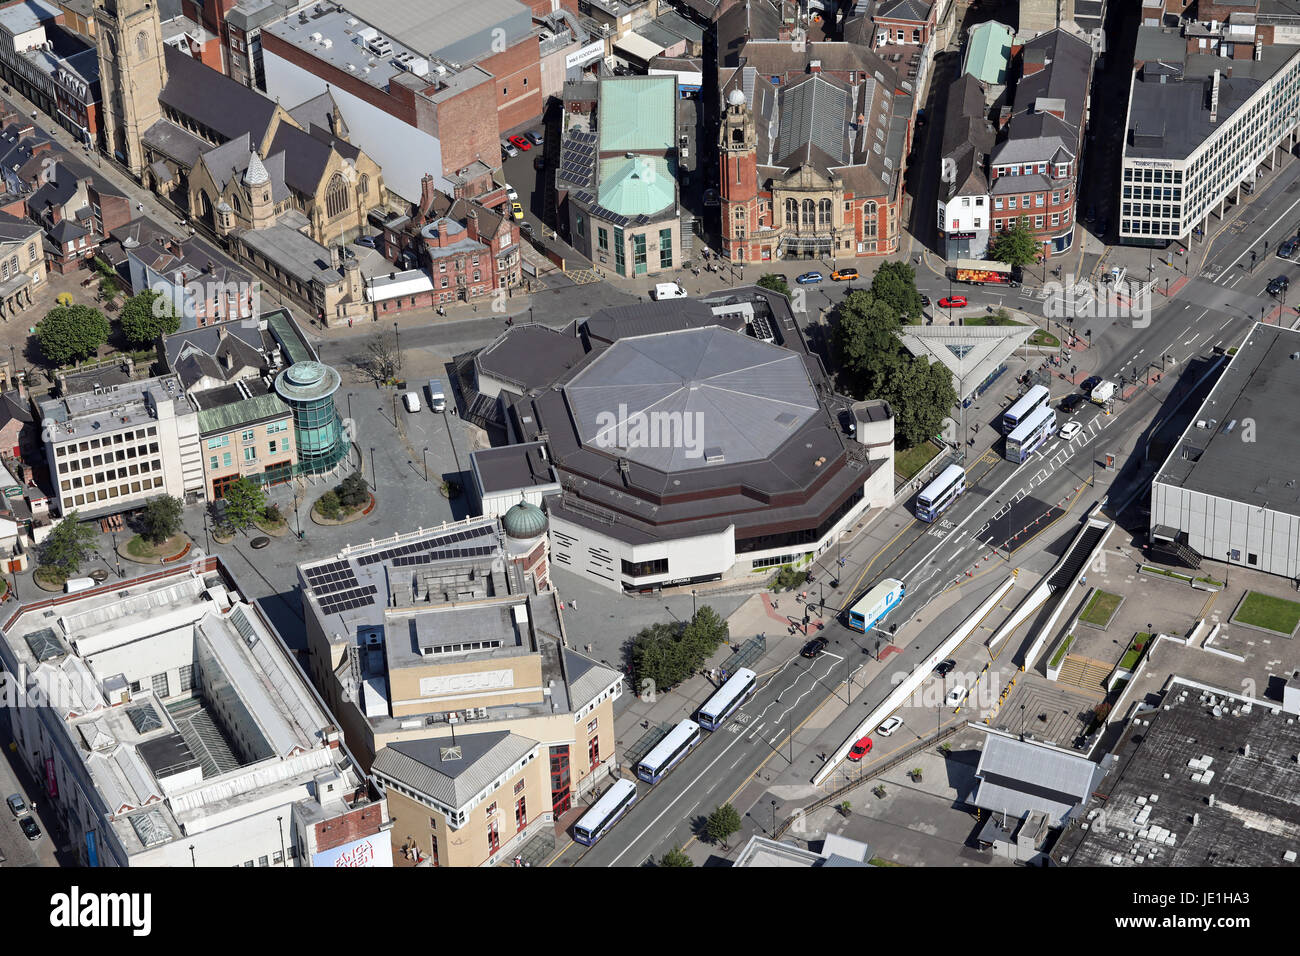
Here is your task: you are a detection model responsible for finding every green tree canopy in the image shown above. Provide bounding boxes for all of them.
[880,354,959,449]
[118,290,180,348]
[36,304,110,366]
[629,606,727,695]
[757,273,792,298]
[706,803,742,847]
[869,260,924,325]
[139,495,184,545]
[988,217,1040,267]
[834,290,906,398]
[659,846,694,867]
[221,478,265,531]
[40,512,98,574]
[337,471,369,509]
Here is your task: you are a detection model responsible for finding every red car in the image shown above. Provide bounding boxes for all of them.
[508,135,532,151]
[847,736,872,761]
[938,295,967,308]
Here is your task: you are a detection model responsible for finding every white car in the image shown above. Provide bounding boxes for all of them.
[505,185,519,202]
[1058,420,1082,440]
[945,686,969,707]
[877,716,903,737]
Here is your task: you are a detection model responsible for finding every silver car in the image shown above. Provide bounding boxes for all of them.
[6,793,27,816]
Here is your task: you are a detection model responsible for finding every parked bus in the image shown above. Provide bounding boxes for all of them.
[1005,404,1057,462]
[847,578,906,633]
[1001,384,1050,435]
[698,668,757,731]
[635,719,702,784]
[572,778,638,846]
[947,258,1022,287]
[915,464,966,522]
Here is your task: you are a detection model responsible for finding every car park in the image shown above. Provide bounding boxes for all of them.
[938,295,967,308]
[1060,393,1086,414]
[945,686,969,707]
[20,816,40,841]
[800,636,830,658]
[507,135,532,151]
[847,736,872,761]
[795,271,824,284]
[934,658,956,677]
[1058,420,1082,440]
[877,716,903,737]
[830,268,859,281]
[6,793,26,816]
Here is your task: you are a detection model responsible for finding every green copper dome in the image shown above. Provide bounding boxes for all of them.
[503,500,547,539]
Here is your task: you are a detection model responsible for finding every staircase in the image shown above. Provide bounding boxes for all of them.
[1055,655,1110,699]
[1047,523,1106,591]
[1148,537,1202,570]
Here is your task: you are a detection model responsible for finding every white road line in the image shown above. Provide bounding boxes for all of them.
[1221,191,1300,275]
[1218,319,1232,331]
[1226,274,1241,289]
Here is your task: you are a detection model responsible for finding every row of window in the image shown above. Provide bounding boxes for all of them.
[62,476,163,509]
[1121,203,1180,220]
[993,187,1071,211]
[208,439,286,471]
[59,442,161,475]
[992,210,1070,231]
[1124,167,1183,184]
[238,848,294,867]
[56,426,158,456]
[1122,220,1179,236]
[995,161,1071,180]
[60,457,161,490]
[1123,184,1182,202]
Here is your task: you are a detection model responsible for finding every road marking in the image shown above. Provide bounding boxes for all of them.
[1220,189,1300,275]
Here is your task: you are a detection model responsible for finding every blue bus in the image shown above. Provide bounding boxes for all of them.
[1005,404,1057,463]
[1001,384,1050,435]
[635,720,702,784]
[698,668,757,731]
[572,779,638,846]
[915,464,966,522]
[847,578,905,633]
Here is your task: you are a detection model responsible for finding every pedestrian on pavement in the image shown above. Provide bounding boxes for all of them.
[570,598,577,612]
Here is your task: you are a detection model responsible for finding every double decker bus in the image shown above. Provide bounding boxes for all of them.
[947,258,1022,287]
[572,778,638,846]
[635,720,702,784]
[1001,384,1050,435]
[698,668,757,731]
[1005,404,1057,462]
[915,464,966,522]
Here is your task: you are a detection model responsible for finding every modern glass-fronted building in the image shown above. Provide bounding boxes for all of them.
[273,361,349,475]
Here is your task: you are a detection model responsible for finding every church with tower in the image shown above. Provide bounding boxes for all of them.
[93,0,386,250]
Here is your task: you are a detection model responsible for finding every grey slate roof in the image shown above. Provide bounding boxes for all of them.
[876,0,931,20]
[373,732,538,810]
[159,44,279,144]
[140,119,209,169]
[991,29,1091,166]
[973,731,1107,827]
[0,209,40,243]
[775,75,850,168]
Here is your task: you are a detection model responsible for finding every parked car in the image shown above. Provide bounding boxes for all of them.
[830,268,859,281]
[1081,375,1102,392]
[507,134,532,151]
[19,816,40,841]
[920,295,931,308]
[1060,393,1086,413]
[511,201,524,221]
[847,736,872,761]
[355,234,380,250]
[1058,420,1083,441]
[526,129,544,146]
[945,686,969,707]
[1267,275,1289,296]
[533,155,546,172]
[1279,237,1299,260]
[877,716,903,737]
[502,141,519,158]
[938,295,967,308]
[6,793,26,817]
[934,658,957,677]
[505,185,519,202]
[800,636,830,659]
[795,271,824,284]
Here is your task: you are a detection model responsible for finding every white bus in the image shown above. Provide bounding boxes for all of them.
[698,668,757,730]
[847,578,905,633]
[572,778,638,846]
[915,464,966,522]
[1001,384,1050,435]
[635,719,702,784]
[1005,404,1057,462]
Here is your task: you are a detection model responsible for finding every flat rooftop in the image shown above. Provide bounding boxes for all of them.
[1154,323,1300,517]
[320,0,535,62]
[1056,679,1300,867]
[40,374,191,443]
[264,6,420,93]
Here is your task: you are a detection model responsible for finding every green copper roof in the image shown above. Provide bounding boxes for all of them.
[597,156,676,217]
[503,500,547,539]
[964,21,1013,86]
[597,75,676,154]
[265,309,314,366]
[274,361,341,402]
[197,392,291,435]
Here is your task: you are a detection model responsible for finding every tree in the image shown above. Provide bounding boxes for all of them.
[988,217,1040,268]
[139,495,183,544]
[833,290,906,398]
[757,273,791,298]
[880,354,958,449]
[682,605,728,662]
[630,621,682,691]
[39,512,97,575]
[869,260,924,325]
[36,305,110,366]
[659,846,694,867]
[222,478,265,530]
[365,331,401,384]
[118,290,180,348]
[316,490,341,520]
[337,471,369,509]
[706,803,742,848]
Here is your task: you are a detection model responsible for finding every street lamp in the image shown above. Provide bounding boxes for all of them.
[771,799,778,836]
[423,446,430,482]
[393,321,401,373]
[370,447,377,494]
[691,589,697,619]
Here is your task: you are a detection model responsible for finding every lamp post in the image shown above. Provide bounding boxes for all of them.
[393,321,401,373]
[771,799,778,837]
[370,447,377,494]
[691,589,697,619]
[423,446,430,482]
[277,816,286,867]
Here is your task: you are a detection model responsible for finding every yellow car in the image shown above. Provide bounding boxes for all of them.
[830,268,859,281]
[511,202,524,221]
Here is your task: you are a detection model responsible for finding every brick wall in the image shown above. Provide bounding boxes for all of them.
[480,40,544,133]
[313,802,386,854]
[434,81,502,176]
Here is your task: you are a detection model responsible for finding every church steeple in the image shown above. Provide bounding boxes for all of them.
[95,0,169,178]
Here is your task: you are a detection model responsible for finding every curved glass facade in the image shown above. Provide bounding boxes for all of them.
[274,361,350,477]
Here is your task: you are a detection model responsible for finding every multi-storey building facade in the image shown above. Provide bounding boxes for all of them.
[936,73,996,259]
[987,29,1091,259]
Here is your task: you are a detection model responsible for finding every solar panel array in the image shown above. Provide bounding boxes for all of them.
[304,559,359,595]
[392,544,495,567]
[318,584,378,617]
[559,130,598,189]
[356,523,496,567]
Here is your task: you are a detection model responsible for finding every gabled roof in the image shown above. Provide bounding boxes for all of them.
[373,732,539,811]
[973,729,1108,827]
[0,209,40,243]
[875,0,931,22]
[160,45,279,145]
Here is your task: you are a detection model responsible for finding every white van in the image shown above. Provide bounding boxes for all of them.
[652,282,687,300]
[64,577,96,594]
[427,380,446,413]
[403,391,421,413]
